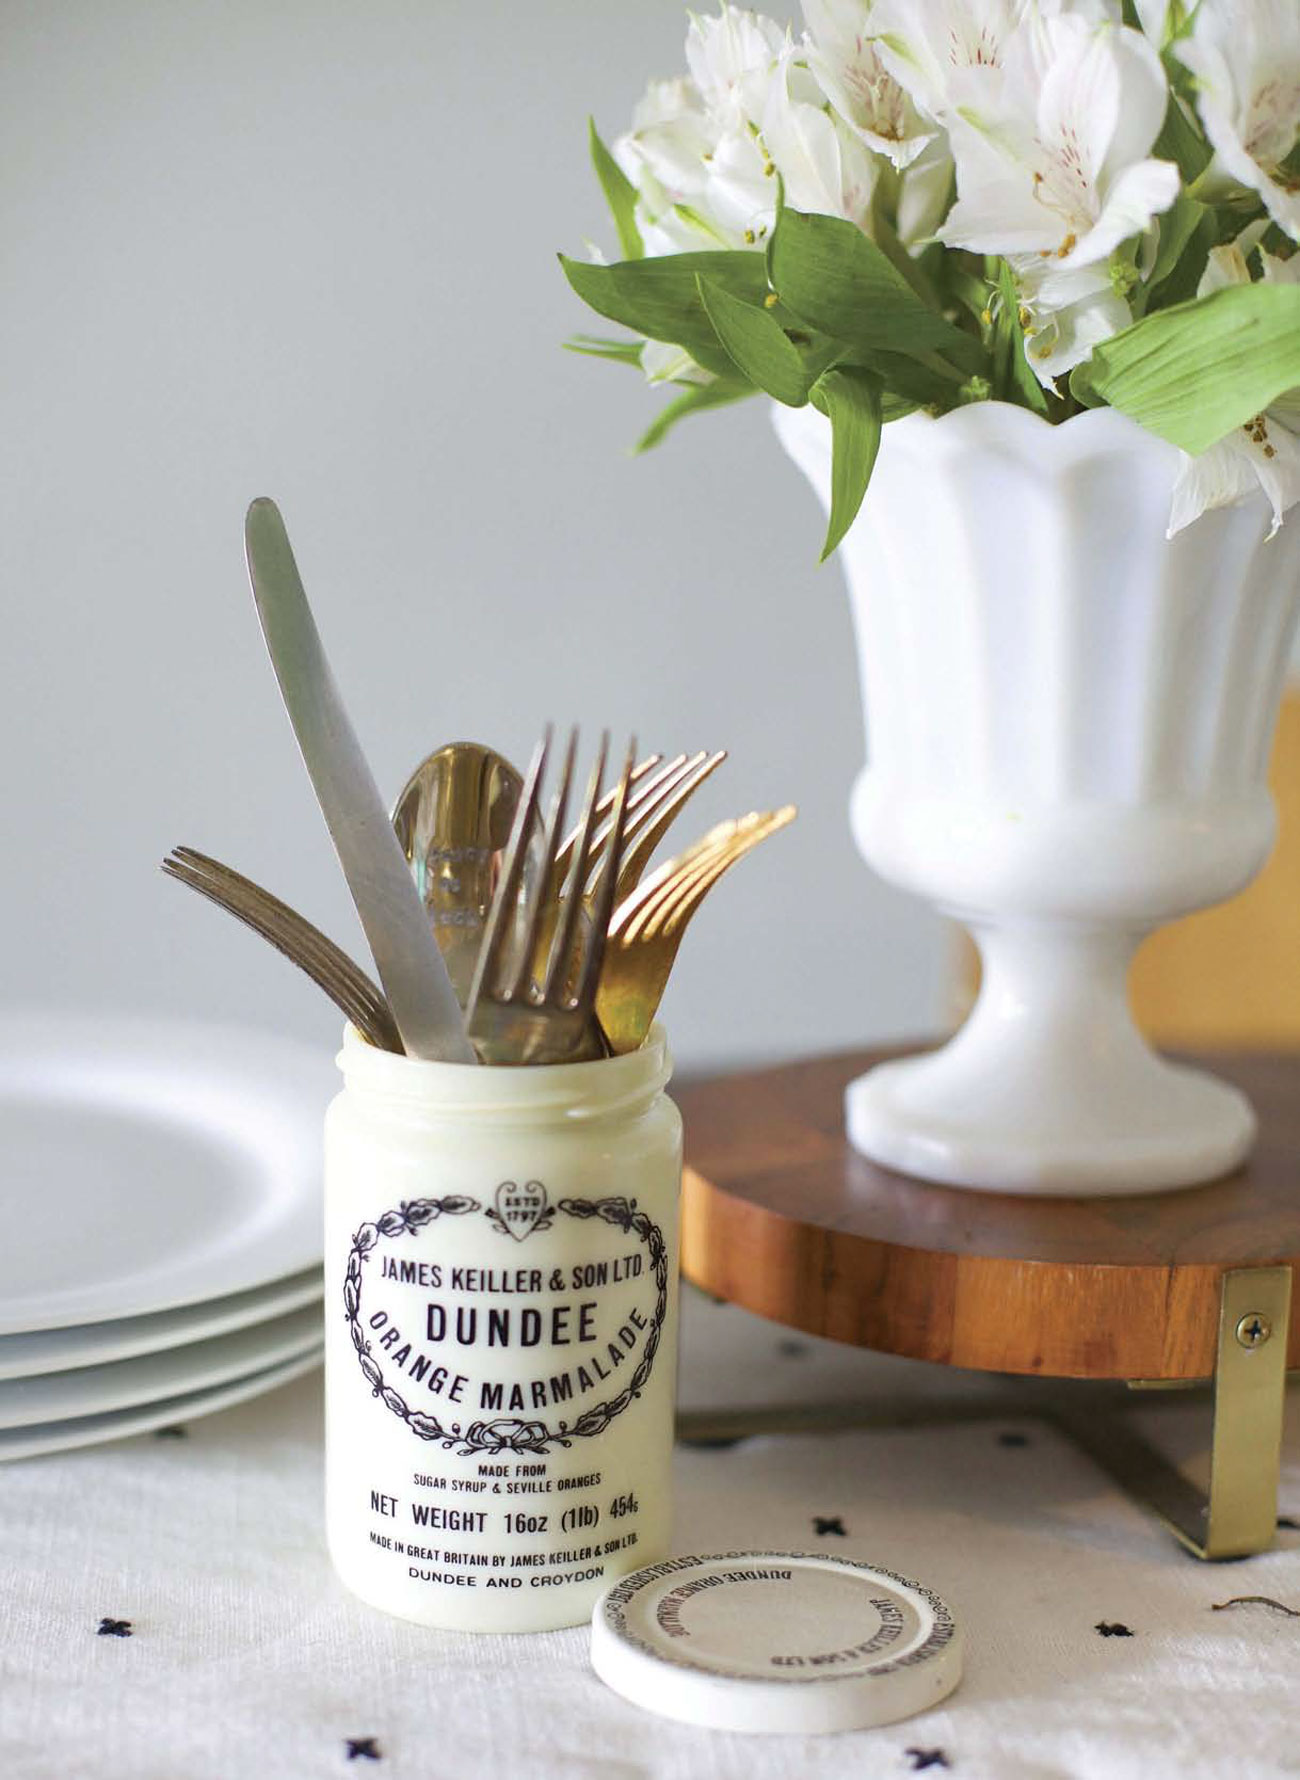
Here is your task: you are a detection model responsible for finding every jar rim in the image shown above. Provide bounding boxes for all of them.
[336,1022,673,1118]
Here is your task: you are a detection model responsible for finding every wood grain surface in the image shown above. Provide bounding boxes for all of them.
[676,1049,1300,1381]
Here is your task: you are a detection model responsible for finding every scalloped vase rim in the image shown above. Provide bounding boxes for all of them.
[772,396,1183,475]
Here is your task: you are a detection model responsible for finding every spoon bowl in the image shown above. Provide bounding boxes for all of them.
[391,742,525,1007]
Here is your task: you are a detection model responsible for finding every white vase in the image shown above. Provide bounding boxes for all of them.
[775,399,1300,1196]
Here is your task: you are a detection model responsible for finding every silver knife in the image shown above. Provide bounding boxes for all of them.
[244,497,476,1064]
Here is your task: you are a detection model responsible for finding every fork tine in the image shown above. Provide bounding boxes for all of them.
[574,738,637,1006]
[168,848,387,1014]
[505,727,578,1002]
[599,752,696,850]
[578,752,702,900]
[162,864,383,1029]
[552,752,675,886]
[610,816,739,939]
[467,728,549,1010]
[542,732,609,1001]
[162,852,402,1050]
[606,748,727,904]
[647,808,796,939]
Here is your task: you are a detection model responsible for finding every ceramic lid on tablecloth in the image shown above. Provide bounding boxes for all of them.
[590,1551,962,1734]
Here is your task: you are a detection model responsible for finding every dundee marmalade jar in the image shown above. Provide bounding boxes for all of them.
[324,1023,681,1632]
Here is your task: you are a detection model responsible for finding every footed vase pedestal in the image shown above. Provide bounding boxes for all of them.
[776,400,1300,1196]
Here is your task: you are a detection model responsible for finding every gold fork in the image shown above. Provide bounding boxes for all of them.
[466,730,637,1065]
[596,807,797,1054]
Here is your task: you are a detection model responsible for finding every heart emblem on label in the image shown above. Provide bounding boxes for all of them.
[494,1179,549,1243]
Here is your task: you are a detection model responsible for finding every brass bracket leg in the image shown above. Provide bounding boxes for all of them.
[1056,1266,1293,1561]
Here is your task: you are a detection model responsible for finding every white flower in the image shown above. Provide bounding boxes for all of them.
[800,0,937,168]
[867,0,1022,122]
[1174,0,1300,242]
[641,340,716,385]
[685,4,790,127]
[1013,260,1133,382]
[1130,0,1171,45]
[917,12,1178,382]
[1168,241,1300,536]
[760,46,881,230]
[865,0,1114,125]
[614,74,775,254]
[938,17,1177,265]
[895,136,957,248]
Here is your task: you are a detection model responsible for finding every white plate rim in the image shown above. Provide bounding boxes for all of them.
[0,1302,324,1429]
[0,1266,323,1381]
[0,1348,323,1462]
[0,1011,333,1335]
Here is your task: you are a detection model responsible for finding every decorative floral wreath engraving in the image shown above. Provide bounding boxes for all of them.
[344,1193,668,1456]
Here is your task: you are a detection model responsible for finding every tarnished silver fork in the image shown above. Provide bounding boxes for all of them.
[552,748,727,907]
[162,846,402,1053]
[466,730,636,1065]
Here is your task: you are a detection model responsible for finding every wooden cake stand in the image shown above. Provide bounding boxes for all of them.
[675,1049,1299,1560]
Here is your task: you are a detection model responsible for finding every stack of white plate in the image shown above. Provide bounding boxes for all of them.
[0,1013,332,1460]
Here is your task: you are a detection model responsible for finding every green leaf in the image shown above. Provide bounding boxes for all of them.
[635,380,753,453]
[1070,282,1300,453]
[588,118,643,261]
[1151,90,1212,184]
[1140,193,1216,312]
[844,347,958,409]
[559,250,770,381]
[808,366,883,561]
[768,207,986,372]
[989,260,1050,416]
[881,391,920,424]
[563,333,646,365]
[696,277,812,406]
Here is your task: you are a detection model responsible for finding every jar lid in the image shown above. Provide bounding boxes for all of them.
[590,1551,961,1735]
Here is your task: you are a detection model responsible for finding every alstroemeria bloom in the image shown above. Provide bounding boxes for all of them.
[937,16,1176,263]
[801,0,937,168]
[1174,0,1300,242]
[761,46,881,230]
[930,12,1178,381]
[1168,242,1300,536]
[867,0,1040,126]
[614,75,775,255]
[1012,259,1133,382]
[685,4,790,128]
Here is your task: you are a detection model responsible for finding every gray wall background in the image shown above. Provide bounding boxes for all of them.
[0,0,948,1071]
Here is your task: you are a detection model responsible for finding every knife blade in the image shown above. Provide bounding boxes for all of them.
[244,497,476,1064]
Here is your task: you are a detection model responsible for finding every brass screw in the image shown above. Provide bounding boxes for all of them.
[1235,1312,1272,1350]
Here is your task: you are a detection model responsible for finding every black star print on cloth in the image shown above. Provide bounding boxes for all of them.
[813,1516,846,1536]
[905,1751,951,1771]
[997,1431,1029,1448]
[97,1618,132,1638]
[346,1738,382,1761]
[1095,1622,1133,1637]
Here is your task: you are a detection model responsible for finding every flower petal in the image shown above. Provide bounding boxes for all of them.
[1065,155,1180,266]
[1168,421,1300,537]
[761,50,878,227]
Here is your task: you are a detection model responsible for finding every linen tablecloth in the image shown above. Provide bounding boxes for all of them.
[3,1288,1298,1779]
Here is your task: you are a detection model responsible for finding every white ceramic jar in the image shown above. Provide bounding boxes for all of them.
[323,1025,681,1634]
